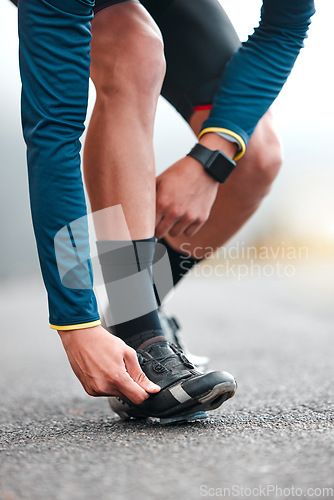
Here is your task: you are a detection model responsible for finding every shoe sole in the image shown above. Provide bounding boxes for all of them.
[159,411,209,425]
[108,399,208,424]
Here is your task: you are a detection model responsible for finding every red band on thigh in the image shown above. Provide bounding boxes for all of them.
[193,104,213,113]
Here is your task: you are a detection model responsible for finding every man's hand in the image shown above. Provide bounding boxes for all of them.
[155,134,237,240]
[155,156,219,239]
[58,325,160,404]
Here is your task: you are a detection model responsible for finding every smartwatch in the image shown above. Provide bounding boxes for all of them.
[187,143,236,183]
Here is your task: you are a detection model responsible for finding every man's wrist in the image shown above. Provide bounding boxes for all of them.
[187,142,236,184]
[184,154,219,186]
[199,132,237,160]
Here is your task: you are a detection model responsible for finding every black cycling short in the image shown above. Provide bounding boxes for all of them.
[94,0,136,15]
[94,0,241,122]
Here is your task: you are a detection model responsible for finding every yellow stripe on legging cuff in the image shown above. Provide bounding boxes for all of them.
[198,127,246,161]
[50,320,101,331]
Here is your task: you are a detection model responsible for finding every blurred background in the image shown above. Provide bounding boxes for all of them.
[1,0,333,283]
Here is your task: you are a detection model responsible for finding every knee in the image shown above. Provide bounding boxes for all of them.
[243,118,283,195]
[91,23,166,101]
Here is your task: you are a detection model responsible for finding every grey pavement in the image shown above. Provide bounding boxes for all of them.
[1,262,334,500]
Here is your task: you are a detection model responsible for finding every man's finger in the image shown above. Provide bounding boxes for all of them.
[168,218,195,238]
[156,215,179,240]
[184,220,205,238]
[124,350,161,394]
[118,369,158,405]
[116,370,151,405]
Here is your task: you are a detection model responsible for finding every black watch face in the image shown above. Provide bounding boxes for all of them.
[206,152,235,183]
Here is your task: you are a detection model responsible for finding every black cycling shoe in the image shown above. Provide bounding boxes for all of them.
[108,341,236,422]
[158,310,209,372]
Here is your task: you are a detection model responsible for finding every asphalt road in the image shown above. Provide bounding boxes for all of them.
[1,262,334,500]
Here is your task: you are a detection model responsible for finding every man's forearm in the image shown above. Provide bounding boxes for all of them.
[18,0,100,329]
[200,0,316,154]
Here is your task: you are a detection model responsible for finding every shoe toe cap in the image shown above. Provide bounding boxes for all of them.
[182,370,236,399]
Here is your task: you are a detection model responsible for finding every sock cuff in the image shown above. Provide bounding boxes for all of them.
[125,329,165,351]
[158,238,203,263]
[157,238,203,287]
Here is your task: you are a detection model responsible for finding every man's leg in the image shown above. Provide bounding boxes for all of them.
[84,1,169,350]
[85,1,165,240]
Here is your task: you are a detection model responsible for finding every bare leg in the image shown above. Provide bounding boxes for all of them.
[84,2,165,240]
[164,109,283,258]
[84,3,172,354]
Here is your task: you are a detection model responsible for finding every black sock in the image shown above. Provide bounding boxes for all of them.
[154,238,203,305]
[97,237,166,350]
